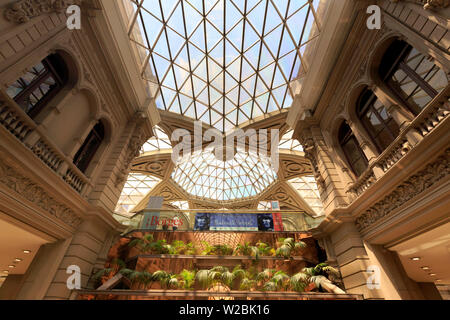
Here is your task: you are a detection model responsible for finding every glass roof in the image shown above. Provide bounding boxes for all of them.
[288,176,323,215]
[172,147,277,201]
[125,0,321,132]
[140,125,172,154]
[279,129,303,152]
[115,173,161,215]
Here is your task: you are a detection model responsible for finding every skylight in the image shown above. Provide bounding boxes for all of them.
[279,129,303,152]
[289,176,324,215]
[172,147,277,201]
[124,0,321,132]
[115,173,161,215]
[140,125,172,154]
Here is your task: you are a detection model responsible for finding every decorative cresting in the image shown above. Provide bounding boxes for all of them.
[355,149,450,231]
[0,158,83,228]
[4,0,80,23]
[390,0,450,10]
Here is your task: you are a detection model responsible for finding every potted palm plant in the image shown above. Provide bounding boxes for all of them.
[290,263,345,294]
[275,238,307,259]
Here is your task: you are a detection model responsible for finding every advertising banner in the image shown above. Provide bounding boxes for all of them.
[210,213,258,231]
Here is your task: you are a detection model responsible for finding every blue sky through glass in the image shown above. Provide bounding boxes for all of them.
[126,0,321,132]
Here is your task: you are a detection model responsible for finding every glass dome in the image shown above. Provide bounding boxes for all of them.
[172,147,277,201]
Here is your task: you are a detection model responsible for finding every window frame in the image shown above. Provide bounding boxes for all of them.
[73,122,105,174]
[338,122,369,177]
[9,55,67,119]
[381,40,442,116]
[357,88,399,153]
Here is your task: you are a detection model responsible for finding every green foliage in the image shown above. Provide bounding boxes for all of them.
[201,242,233,256]
[275,238,307,259]
[179,269,196,289]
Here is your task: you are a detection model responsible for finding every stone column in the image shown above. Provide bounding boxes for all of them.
[298,125,349,214]
[330,222,383,299]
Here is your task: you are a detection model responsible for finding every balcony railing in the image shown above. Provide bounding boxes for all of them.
[0,89,91,195]
[347,87,449,199]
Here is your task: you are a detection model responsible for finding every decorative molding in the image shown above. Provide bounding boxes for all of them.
[280,157,313,180]
[0,158,83,228]
[4,0,80,23]
[390,0,450,10]
[355,149,450,231]
[115,120,150,187]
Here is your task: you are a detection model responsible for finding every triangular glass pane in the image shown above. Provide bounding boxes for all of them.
[160,0,178,19]
[273,0,290,17]
[173,64,190,88]
[264,0,283,35]
[259,62,276,88]
[152,54,171,80]
[272,84,287,106]
[209,86,222,105]
[248,2,267,36]
[167,2,185,36]
[190,23,206,51]
[227,19,244,51]
[287,4,310,46]
[272,65,286,88]
[166,28,185,59]
[196,87,209,105]
[211,72,224,93]
[208,0,224,31]
[206,20,223,51]
[170,97,182,113]
[137,9,163,46]
[183,1,203,37]
[209,41,224,65]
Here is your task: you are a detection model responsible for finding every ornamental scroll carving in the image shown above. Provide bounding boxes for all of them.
[4,0,80,23]
[355,149,450,231]
[0,159,83,228]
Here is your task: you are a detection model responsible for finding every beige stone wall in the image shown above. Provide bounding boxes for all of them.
[293,1,450,299]
[0,0,156,300]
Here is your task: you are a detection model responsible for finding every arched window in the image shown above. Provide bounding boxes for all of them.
[6,54,68,119]
[73,121,105,173]
[338,122,368,177]
[357,87,400,153]
[379,39,448,115]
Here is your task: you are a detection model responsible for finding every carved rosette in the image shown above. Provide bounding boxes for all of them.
[4,0,80,23]
[355,149,450,231]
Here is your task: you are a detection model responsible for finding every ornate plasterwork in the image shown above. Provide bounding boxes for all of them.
[132,156,171,180]
[280,157,313,180]
[116,120,151,187]
[355,149,450,231]
[390,0,450,10]
[0,158,83,228]
[4,0,80,23]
